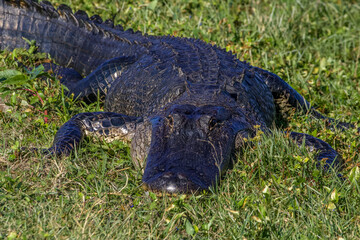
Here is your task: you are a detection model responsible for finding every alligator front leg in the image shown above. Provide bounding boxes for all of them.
[44,112,141,156]
[288,131,343,171]
[254,67,359,131]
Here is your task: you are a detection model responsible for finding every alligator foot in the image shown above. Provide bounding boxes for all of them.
[287,131,343,172]
[44,112,141,156]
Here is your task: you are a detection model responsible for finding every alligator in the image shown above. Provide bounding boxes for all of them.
[0,0,356,194]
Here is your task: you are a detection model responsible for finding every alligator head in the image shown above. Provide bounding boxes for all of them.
[138,102,253,194]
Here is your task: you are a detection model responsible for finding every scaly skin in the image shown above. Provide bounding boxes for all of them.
[0,0,354,194]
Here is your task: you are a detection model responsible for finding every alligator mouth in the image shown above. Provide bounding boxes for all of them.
[142,171,209,195]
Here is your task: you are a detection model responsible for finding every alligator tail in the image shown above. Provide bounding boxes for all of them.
[0,0,148,75]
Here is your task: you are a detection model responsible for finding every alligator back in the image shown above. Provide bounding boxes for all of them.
[0,0,148,75]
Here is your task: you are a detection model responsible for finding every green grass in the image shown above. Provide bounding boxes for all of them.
[1,0,360,238]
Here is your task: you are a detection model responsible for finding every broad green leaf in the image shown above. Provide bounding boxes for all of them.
[29,64,45,80]
[148,0,157,10]
[330,188,339,203]
[1,74,28,85]
[349,166,360,184]
[0,69,23,82]
[185,219,194,236]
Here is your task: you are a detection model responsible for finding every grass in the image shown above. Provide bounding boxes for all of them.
[1,0,360,238]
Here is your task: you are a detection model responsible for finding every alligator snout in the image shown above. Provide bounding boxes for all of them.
[141,104,240,194]
[143,171,206,194]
